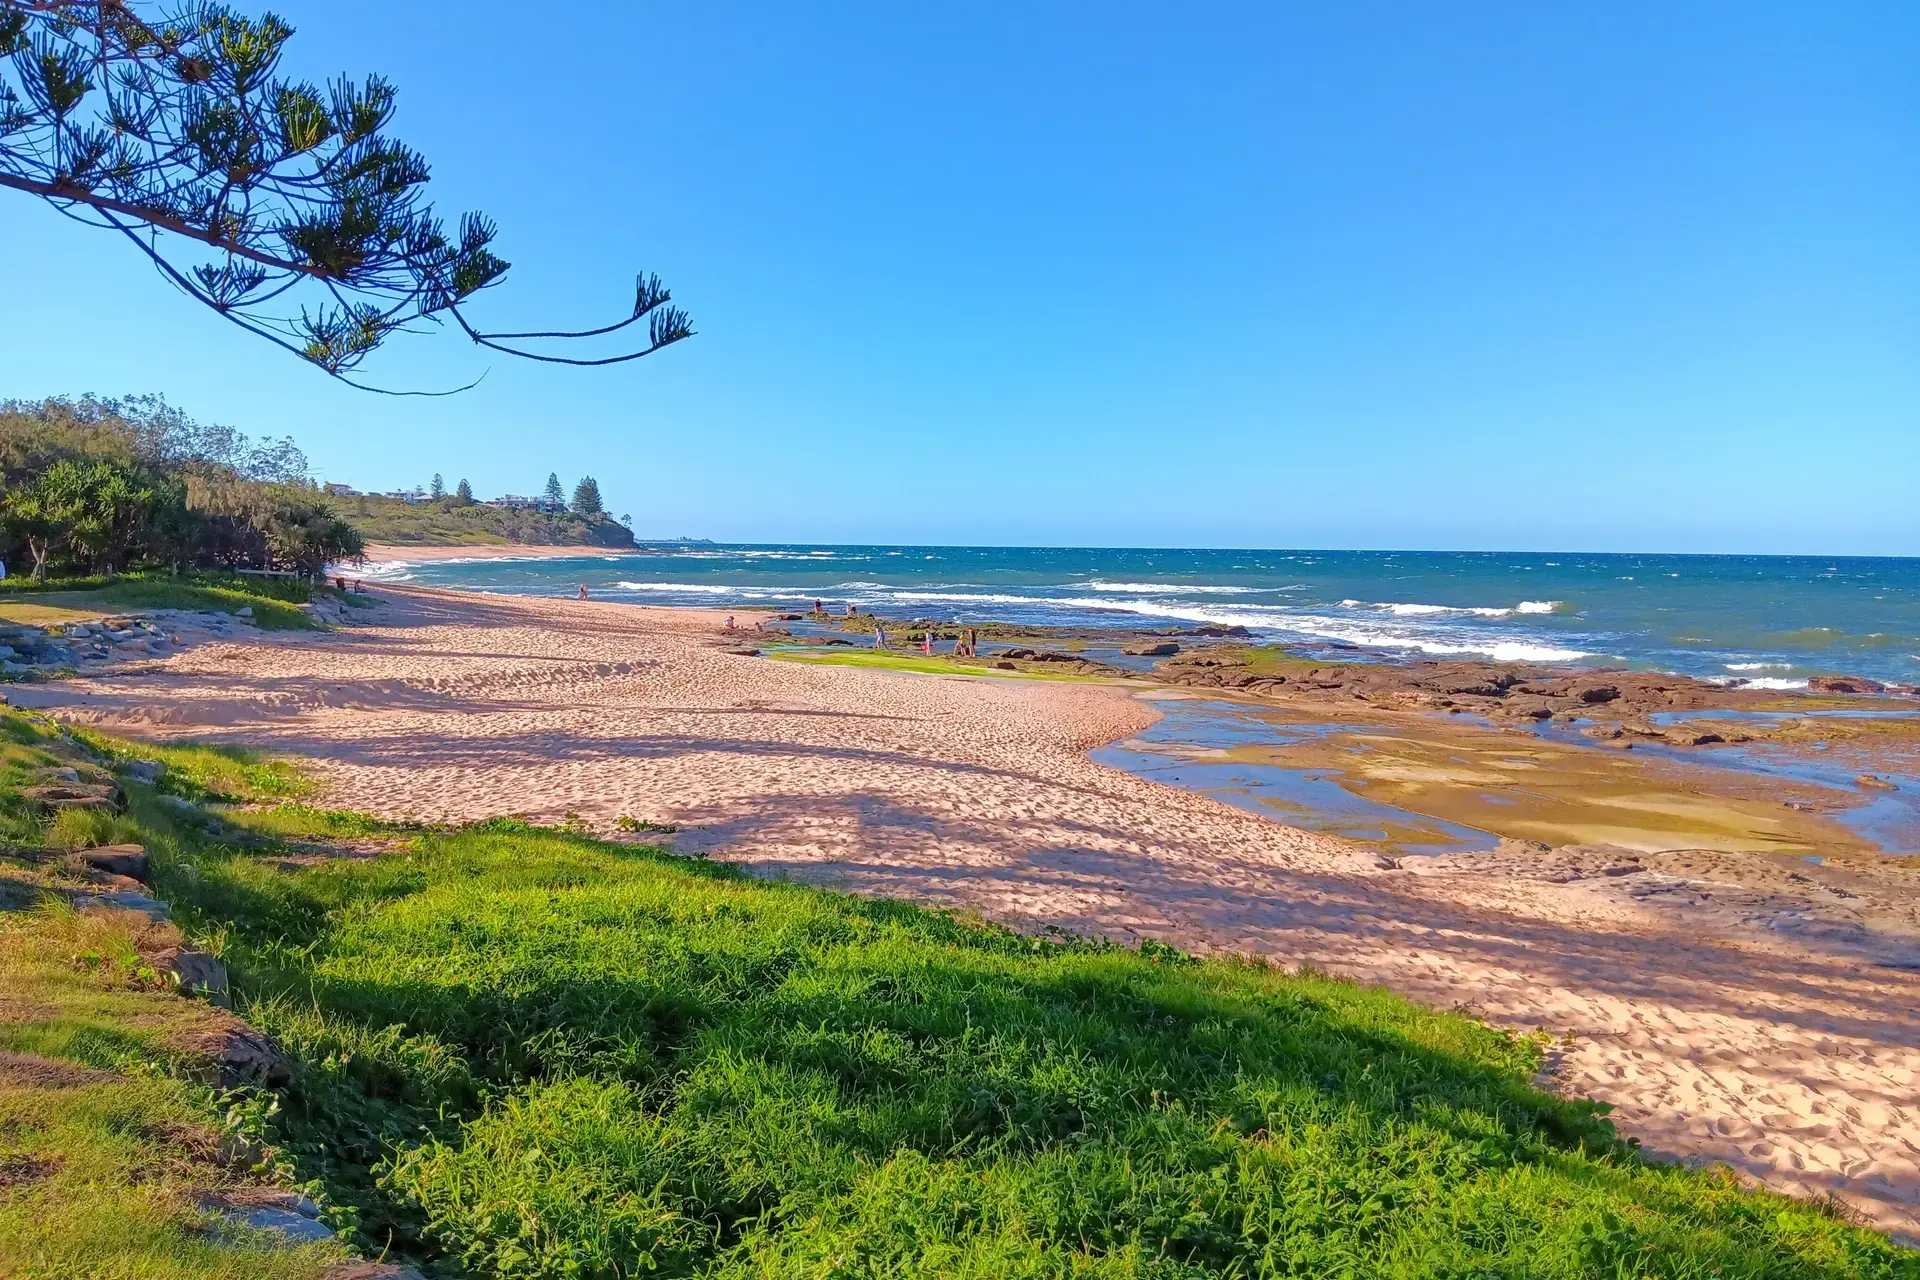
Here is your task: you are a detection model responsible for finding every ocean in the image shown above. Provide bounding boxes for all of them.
[364,545,1920,687]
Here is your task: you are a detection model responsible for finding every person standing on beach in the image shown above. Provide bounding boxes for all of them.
[922,630,933,655]
[579,584,588,600]
[874,624,887,649]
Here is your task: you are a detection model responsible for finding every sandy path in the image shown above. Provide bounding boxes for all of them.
[17,586,1920,1239]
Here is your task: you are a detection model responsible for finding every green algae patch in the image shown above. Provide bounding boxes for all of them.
[770,648,1116,681]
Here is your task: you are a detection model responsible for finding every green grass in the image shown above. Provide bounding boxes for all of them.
[771,647,1115,681]
[0,715,352,1280]
[0,713,1911,1277]
[0,573,321,631]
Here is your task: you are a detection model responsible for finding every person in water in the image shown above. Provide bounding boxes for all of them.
[578,584,588,600]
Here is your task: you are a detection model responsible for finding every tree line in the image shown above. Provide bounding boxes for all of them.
[0,396,362,580]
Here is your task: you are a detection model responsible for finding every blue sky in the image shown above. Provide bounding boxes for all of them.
[2,2,1916,552]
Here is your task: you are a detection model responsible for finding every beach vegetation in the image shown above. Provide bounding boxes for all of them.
[0,710,1903,1276]
[0,0,689,392]
[340,492,636,549]
[0,396,362,581]
[571,476,606,519]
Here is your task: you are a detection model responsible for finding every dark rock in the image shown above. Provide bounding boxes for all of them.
[1575,684,1621,704]
[1122,642,1180,657]
[994,661,1016,670]
[1000,648,1036,660]
[1664,728,1725,746]
[1856,774,1898,792]
[69,844,149,881]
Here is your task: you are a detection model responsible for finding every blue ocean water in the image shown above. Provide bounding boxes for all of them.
[367,546,1920,686]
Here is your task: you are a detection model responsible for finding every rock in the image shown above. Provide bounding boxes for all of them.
[152,946,228,998]
[233,606,253,618]
[0,661,31,676]
[194,1023,290,1089]
[323,1262,428,1280]
[723,647,762,657]
[1122,642,1181,657]
[210,1203,336,1244]
[1856,774,1898,791]
[77,889,170,922]
[1506,700,1555,720]
[120,759,167,785]
[1575,684,1621,704]
[1001,648,1036,659]
[1664,728,1725,747]
[22,782,123,813]
[1809,675,1886,695]
[31,766,81,784]
[994,661,1016,670]
[68,844,150,881]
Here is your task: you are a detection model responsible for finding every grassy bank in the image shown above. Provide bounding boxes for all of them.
[0,572,333,630]
[0,712,1910,1276]
[341,493,634,549]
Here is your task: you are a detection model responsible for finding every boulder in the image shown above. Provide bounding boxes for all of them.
[1575,684,1621,704]
[1122,642,1180,657]
[233,606,253,618]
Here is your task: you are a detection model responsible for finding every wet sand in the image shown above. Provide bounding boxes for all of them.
[14,585,1920,1239]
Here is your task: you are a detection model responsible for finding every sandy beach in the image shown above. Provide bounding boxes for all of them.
[15,584,1920,1238]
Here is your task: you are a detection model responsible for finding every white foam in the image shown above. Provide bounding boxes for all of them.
[1725,662,1791,672]
[1514,600,1560,614]
[1727,677,1810,691]
[612,581,734,594]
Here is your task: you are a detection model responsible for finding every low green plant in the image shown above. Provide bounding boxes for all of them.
[2,712,1910,1277]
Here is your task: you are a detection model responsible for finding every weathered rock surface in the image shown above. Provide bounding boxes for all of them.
[68,844,150,881]
[1122,641,1181,657]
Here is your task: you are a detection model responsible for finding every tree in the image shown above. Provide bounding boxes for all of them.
[455,478,473,504]
[259,493,362,576]
[571,476,603,518]
[430,473,445,501]
[543,473,564,509]
[0,456,152,575]
[0,1,691,392]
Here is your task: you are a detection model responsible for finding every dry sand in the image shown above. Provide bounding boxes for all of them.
[15,585,1920,1239]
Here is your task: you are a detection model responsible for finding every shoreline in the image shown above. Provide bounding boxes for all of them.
[354,542,647,566]
[10,583,1920,1237]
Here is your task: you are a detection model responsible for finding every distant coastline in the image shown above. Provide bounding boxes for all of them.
[355,542,646,566]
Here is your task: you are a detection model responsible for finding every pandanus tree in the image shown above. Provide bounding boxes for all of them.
[0,0,692,392]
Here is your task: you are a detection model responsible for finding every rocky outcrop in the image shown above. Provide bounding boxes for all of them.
[1810,675,1888,695]
[1122,642,1180,657]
